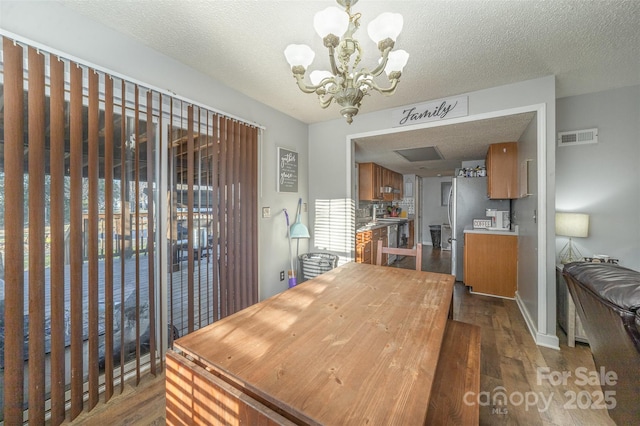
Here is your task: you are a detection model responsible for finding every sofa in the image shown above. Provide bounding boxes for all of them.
[563,262,640,425]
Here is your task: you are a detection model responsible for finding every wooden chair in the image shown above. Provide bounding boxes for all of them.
[376,240,423,271]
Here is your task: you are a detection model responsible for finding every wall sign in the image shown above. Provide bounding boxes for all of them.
[277,147,298,192]
[392,96,468,127]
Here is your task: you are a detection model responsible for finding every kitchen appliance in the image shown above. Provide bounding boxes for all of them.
[486,209,510,230]
[387,224,398,264]
[398,221,408,248]
[441,224,452,251]
[472,218,492,229]
[447,177,509,281]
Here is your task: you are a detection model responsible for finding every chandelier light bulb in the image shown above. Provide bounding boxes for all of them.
[314,7,349,39]
[367,12,404,43]
[310,70,335,86]
[284,44,315,69]
[384,49,410,75]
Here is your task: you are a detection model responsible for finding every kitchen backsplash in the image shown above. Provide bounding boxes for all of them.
[395,198,415,215]
[358,197,416,218]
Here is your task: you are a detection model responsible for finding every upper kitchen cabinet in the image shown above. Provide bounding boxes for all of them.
[358,162,382,201]
[486,142,518,199]
[358,162,403,201]
[382,168,393,201]
[393,172,403,200]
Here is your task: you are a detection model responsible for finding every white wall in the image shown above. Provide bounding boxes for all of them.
[309,76,558,347]
[1,1,309,300]
[556,85,640,270]
[513,115,539,322]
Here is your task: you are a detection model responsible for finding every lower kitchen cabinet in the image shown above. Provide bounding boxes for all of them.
[356,231,372,264]
[464,232,517,298]
[356,227,388,265]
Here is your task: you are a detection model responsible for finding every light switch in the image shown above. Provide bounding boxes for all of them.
[262,207,271,218]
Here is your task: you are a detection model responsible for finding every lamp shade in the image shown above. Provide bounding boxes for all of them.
[310,70,335,86]
[384,49,410,75]
[284,44,315,69]
[367,12,404,43]
[555,212,589,238]
[314,6,349,39]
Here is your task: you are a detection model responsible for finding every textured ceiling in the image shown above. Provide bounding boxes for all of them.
[57,0,639,176]
[60,0,640,125]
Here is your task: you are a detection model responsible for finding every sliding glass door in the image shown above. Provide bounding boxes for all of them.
[0,35,259,424]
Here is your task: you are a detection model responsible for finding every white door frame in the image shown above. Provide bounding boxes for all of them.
[345,102,556,348]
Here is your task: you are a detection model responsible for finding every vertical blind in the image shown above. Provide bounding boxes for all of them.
[0,36,259,424]
[167,104,259,337]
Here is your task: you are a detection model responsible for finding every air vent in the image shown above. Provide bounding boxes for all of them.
[395,146,443,162]
[557,128,598,147]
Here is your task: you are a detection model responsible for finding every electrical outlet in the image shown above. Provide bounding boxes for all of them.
[262,207,271,218]
[280,270,285,281]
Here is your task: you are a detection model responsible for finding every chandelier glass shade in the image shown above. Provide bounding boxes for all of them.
[284,0,409,124]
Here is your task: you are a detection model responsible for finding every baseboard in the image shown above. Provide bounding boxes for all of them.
[469,290,515,300]
[515,293,560,350]
[535,332,560,350]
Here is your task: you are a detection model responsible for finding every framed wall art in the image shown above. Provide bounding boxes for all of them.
[277,147,298,193]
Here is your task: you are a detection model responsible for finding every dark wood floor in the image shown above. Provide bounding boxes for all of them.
[66,247,614,425]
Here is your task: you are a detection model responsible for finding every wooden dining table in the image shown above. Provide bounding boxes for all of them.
[166,261,455,425]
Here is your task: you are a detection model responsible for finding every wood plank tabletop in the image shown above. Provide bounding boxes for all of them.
[174,262,454,425]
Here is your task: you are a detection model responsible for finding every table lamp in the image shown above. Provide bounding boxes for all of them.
[556,212,589,263]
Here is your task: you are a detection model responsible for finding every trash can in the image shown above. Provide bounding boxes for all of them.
[429,225,441,249]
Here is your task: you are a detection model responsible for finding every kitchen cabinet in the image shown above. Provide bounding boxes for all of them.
[486,142,518,199]
[382,167,404,201]
[382,167,393,201]
[355,230,372,264]
[356,227,387,265]
[372,227,388,265]
[358,162,403,201]
[463,232,517,298]
[358,163,381,201]
[393,172,404,200]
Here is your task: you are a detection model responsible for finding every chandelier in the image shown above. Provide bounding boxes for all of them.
[284,0,409,124]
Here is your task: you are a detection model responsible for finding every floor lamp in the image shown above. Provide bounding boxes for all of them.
[556,212,589,264]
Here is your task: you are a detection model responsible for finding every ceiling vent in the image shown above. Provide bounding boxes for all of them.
[557,128,598,147]
[395,146,443,162]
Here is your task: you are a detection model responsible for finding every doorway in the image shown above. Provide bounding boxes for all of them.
[352,110,537,277]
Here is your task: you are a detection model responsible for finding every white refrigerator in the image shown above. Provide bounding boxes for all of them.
[447,177,509,281]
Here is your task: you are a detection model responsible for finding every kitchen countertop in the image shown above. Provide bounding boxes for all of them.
[357,223,388,232]
[357,216,414,233]
[464,226,518,236]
